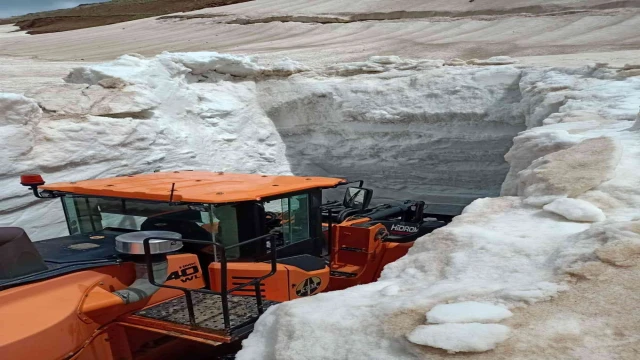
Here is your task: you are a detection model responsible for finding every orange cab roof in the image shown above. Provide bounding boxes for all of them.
[40,171,347,204]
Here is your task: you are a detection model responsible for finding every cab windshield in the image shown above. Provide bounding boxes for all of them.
[61,192,315,260]
[61,196,239,253]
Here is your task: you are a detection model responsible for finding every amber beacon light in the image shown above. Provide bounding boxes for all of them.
[20,174,45,187]
[20,174,47,198]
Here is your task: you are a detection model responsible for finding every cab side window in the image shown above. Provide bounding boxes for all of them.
[264,194,310,246]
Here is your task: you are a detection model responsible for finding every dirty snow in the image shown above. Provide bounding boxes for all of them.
[407,323,511,353]
[426,302,513,324]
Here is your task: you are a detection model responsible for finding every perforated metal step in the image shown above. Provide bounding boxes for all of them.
[133,292,277,337]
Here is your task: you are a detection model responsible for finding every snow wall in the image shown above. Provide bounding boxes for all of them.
[1,54,526,239]
[1,52,640,359]
[236,63,640,359]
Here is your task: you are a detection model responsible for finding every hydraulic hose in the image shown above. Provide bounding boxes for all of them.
[112,260,168,304]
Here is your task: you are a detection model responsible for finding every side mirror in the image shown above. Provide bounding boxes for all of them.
[343,187,373,210]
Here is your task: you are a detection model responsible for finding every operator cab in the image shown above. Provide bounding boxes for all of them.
[58,192,323,258]
[1,172,342,291]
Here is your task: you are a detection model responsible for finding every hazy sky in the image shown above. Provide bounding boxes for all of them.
[0,0,107,18]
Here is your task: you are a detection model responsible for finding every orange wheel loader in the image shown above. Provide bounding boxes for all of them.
[0,171,462,359]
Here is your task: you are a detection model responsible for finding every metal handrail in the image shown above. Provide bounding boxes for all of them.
[142,233,278,332]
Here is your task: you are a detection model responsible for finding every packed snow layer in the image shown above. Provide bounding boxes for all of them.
[237,63,640,359]
[407,323,511,353]
[543,198,606,223]
[258,58,525,204]
[1,52,529,238]
[0,52,293,239]
[426,302,512,324]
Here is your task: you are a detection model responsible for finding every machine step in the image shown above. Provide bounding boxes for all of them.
[122,292,278,343]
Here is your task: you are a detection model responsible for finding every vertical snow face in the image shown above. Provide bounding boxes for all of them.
[0,53,293,239]
[259,65,525,205]
[237,65,640,360]
[1,53,527,238]
[632,109,640,130]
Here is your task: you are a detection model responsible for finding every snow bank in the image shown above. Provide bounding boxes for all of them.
[407,323,510,353]
[0,93,41,125]
[467,56,518,66]
[0,52,293,239]
[1,53,530,238]
[0,93,42,174]
[2,51,640,358]
[543,198,606,222]
[426,302,512,324]
[513,136,621,205]
[64,52,307,85]
[237,64,640,359]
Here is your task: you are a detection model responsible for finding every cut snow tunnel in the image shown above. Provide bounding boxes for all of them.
[0,54,531,239]
[258,65,526,205]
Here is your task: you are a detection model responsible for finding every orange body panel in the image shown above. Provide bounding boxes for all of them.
[117,317,230,345]
[209,262,290,301]
[40,171,345,204]
[209,262,329,302]
[0,254,203,360]
[73,325,132,360]
[327,221,414,291]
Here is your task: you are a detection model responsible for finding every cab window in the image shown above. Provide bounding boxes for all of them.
[264,194,310,246]
[211,205,240,259]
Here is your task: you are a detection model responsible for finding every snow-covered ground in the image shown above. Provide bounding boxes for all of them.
[1,0,639,65]
[0,25,27,39]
